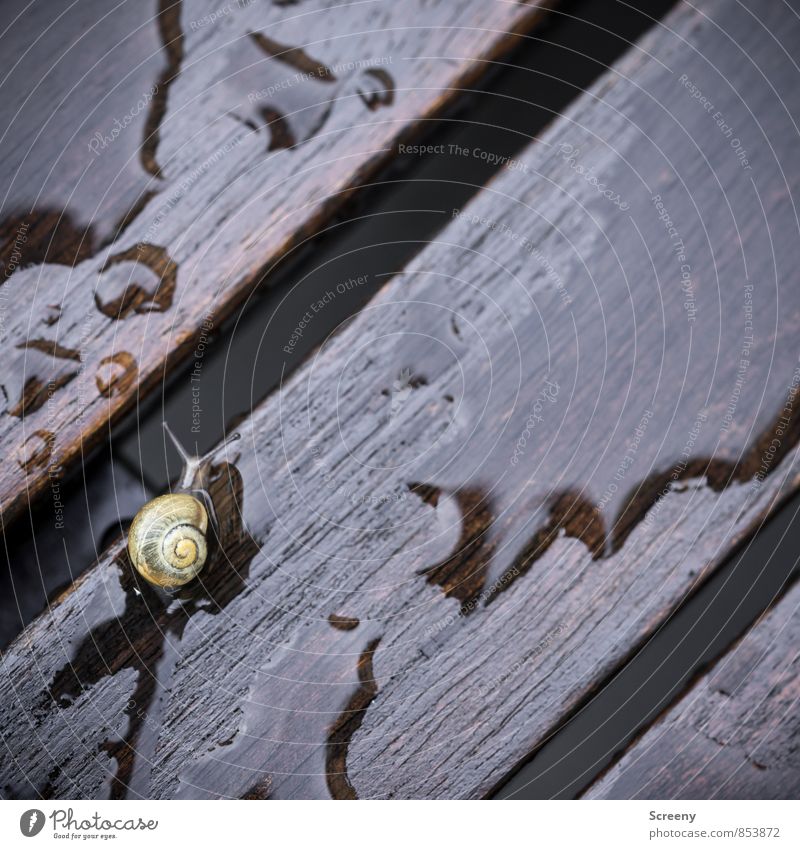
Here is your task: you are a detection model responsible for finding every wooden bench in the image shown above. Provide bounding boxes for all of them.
[1,0,799,799]
[586,579,800,799]
[0,0,553,523]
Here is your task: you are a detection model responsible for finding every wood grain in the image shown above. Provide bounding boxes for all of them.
[0,455,148,651]
[2,0,800,799]
[584,579,800,799]
[0,0,554,523]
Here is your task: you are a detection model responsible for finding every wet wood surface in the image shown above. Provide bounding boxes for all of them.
[2,0,800,799]
[584,579,800,799]
[0,455,148,650]
[0,0,554,524]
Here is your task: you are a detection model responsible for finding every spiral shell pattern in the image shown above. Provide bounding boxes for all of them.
[128,493,209,588]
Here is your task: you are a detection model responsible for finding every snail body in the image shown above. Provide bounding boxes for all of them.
[127,423,239,590]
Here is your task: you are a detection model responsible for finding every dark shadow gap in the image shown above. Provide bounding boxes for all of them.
[7,0,790,805]
[112,0,679,489]
[493,487,800,799]
[2,0,678,698]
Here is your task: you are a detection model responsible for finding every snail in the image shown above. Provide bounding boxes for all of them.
[127,423,240,590]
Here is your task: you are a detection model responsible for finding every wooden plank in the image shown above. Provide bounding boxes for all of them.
[3,0,800,799]
[584,580,800,799]
[0,455,148,650]
[0,0,555,523]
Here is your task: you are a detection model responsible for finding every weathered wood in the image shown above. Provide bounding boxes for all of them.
[0,0,555,523]
[584,579,800,799]
[0,455,147,650]
[3,0,800,799]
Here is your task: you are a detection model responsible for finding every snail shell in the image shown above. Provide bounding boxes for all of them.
[128,493,209,589]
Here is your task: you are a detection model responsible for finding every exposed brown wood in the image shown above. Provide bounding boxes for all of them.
[584,579,800,799]
[0,0,555,523]
[2,0,800,800]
